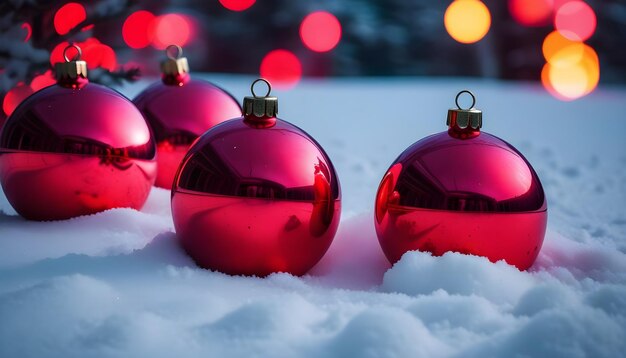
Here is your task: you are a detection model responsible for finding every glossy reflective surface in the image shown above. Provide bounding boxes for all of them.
[154,142,189,189]
[133,77,242,189]
[0,83,156,220]
[172,116,341,276]
[375,131,547,270]
[0,152,155,220]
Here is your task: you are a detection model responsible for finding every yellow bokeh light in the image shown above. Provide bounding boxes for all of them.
[444,0,491,44]
[542,45,600,101]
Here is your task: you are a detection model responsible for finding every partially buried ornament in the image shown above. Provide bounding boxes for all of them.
[0,44,156,221]
[133,45,242,189]
[172,79,341,276]
[374,90,547,270]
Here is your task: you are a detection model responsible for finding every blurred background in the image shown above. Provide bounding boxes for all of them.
[1,0,624,119]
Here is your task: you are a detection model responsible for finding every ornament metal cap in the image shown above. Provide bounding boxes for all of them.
[447,90,482,130]
[243,78,278,118]
[54,44,88,81]
[160,45,189,76]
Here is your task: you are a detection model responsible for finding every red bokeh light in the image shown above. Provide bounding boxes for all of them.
[123,10,156,49]
[3,84,33,116]
[553,0,574,10]
[30,70,56,92]
[554,1,596,41]
[219,0,256,11]
[21,23,32,42]
[260,50,302,90]
[508,0,553,27]
[50,41,72,65]
[300,11,342,52]
[97,44,117,71]
[151,14,193,50]
[79,38,102,69]
[50,39,117,71]
[54,2,86,35]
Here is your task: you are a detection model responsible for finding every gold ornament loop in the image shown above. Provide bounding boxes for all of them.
[63,44,82,63]
[251,78,272,98]
[455,90,476,110]
[165,44,183,60]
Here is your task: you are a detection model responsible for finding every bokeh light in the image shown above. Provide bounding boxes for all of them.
[219,0,255,11]
[50,39,117,71]
[30,71,56,92]
[508,0,553,27]
[3,84,33,116]
[21,23,32,42]
[300,11,342,52]
[151,14,193,50]
[50,41,73,65]
[542,30,585,66]
[554,1,596,41]
[542,45,599,101]
[260,50,302,89]
[444,0,491,44]
[54,2,86,35]
[123,10,156,49]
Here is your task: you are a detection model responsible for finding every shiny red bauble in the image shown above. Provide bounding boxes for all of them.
[171,79,341,276]
[133,46,242,189]
[375,91,547,270]
[0,46,156,221]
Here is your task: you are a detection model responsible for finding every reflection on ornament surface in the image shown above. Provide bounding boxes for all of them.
[134,46,242,189]
[0,81,156,220]
[172,104,341,276]
[375,91,547,270]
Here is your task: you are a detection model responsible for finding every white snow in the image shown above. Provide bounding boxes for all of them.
[0,76,625,357]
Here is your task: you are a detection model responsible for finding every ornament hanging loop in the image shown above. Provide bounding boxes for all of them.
[244,78,278,119]
[455,90,476,110]
[56,44,88,85]
[161,45,189,79]
[165,45,183,60]
[251,78,272,98]
[63,44,82,62]
[447,89,482,136]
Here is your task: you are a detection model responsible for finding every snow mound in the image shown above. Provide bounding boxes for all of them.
[1,77,625,357]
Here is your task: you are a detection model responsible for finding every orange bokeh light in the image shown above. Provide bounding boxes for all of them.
[554,1,596,41]
[300,11,342,52]
[151,14,193,50]
[260,50,302,90]
[219,0,255,11]
[542,30,585,66]
[542,44,599,101]
[508,0,553,27]
[123,10,156,49]
[54,2,86,35]
[3,84,33,116]
[444,0,491,44]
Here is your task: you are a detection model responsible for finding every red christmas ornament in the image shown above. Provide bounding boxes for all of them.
[375,91,547,270]
[171,79,341,276]
[0,45,156,221]
[133,45,242,189]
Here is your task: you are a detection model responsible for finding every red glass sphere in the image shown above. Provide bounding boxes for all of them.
[133,73,242,189]
[375,95,547,270]
[171,109,341,276]
[0,82,156,221]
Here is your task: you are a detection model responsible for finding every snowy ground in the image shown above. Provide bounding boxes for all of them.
[1,76,625,357]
